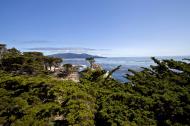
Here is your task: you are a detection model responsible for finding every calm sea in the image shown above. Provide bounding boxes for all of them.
[62,56,189,82]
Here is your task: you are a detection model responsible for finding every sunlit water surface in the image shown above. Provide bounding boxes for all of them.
[62,56,189,82]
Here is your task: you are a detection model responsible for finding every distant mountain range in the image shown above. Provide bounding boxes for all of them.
[48,53,105,59]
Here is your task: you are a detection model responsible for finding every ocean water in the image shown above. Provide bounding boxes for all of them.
[62,56,189,82]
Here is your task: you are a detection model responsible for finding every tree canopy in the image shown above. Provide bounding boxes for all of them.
[0,47,189,126]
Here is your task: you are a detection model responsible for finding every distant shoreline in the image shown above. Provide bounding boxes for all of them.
[48,53,106,59]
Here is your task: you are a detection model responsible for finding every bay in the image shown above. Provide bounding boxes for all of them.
[62,56,189,82]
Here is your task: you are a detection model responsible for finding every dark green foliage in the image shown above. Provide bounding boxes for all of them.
[104,65,121,84]
[0,48,62,75]
[0,46,190,126]
[63,64,73,74]
[0,72,97,126]
[80,57,190,126]
[86,57,95,68]
[125,57,190,126]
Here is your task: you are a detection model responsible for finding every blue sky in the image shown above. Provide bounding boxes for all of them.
[0,0,190,57]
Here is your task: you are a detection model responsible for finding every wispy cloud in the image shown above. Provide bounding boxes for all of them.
[27,47,97,51]
[25,47,110,56]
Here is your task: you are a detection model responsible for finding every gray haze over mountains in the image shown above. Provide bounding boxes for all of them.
[48,53,105,58]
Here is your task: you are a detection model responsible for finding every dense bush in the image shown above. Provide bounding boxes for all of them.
[0,72,97,126]
[0,48,62,75]
[0,47,190,126]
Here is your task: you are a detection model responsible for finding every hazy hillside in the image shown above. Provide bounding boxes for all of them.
[48,53,105,58]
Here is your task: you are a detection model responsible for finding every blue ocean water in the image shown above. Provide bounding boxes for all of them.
[62,56,189,82]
